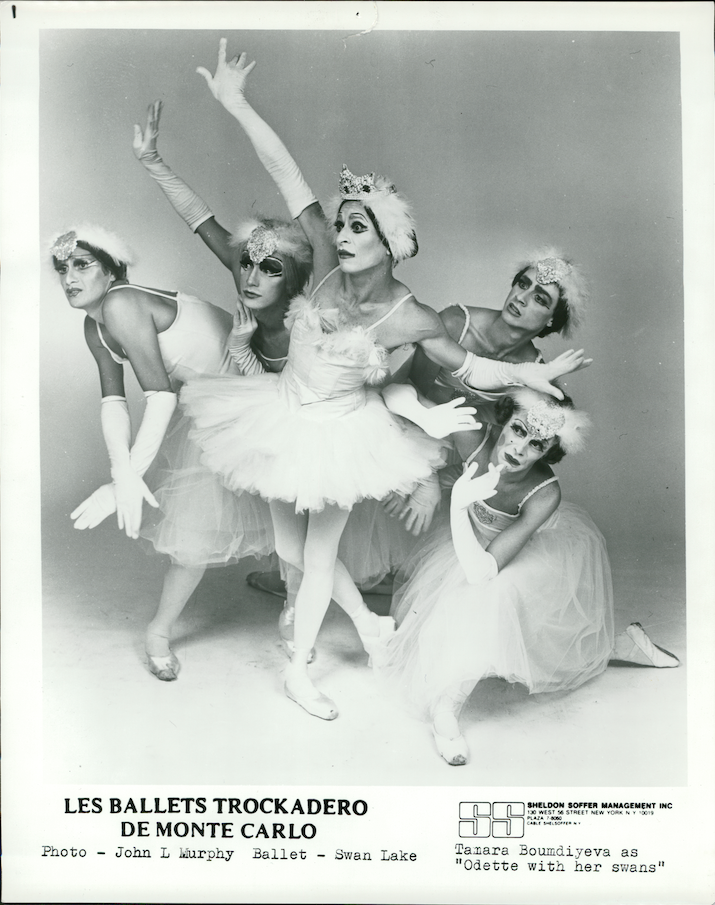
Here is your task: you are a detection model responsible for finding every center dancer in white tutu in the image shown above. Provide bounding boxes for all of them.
[379,389,680,765]
[182,41,590,720]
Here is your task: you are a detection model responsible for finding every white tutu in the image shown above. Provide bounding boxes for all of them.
[380,502,615,719]
[140,411,275,568]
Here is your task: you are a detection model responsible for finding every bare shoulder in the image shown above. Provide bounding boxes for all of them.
[400,297,446,340]
[439,304,470,340]
[521,466,561,513]
[102,285,164,322]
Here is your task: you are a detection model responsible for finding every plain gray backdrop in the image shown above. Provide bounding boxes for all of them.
[40,29,684,571]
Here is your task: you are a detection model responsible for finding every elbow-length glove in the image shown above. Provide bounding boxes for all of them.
[449,462,504,583]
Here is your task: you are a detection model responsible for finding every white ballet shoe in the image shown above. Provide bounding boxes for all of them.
[616,623,680,668]
[145,632,180,681]
[146,650,181,682]
[431,725,469,766]
[284,669,338,721]
[278,605,315,664]
[356,615,396,666]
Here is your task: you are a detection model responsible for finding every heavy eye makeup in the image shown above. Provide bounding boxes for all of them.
[240,254,284,277]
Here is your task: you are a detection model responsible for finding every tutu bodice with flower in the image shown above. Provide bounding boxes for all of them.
[102,285,273,568]
[181,270,445,513]
[379,453,615,718]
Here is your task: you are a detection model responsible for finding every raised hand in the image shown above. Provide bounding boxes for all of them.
[520,349,592,400]
[451,461,504,511]
[70,483,117,530]
[133,100,163,163]
[196,38,256,110]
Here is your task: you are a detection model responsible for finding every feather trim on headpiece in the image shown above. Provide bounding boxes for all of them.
[511,387,591,455]
[49,224,135,269]
[230,217,312,267]
[324,165,418,264]
[513,246,589,338]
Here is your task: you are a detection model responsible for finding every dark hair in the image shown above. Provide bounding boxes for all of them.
[494,392,575,464]
[52,240,128,281]
[511,267,569,337]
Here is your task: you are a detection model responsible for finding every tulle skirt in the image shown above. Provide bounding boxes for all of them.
[140,412,275,569]
[181,373,445,513]
[379,502,615,719]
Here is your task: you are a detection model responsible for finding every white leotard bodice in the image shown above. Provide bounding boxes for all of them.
[278,269,412,420]
[99,285,238,386]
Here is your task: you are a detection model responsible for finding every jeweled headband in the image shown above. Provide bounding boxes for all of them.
[513,247,588,338]
[246,226,278,264]
[512,388,591,454]
[49,225,135,269]
[325,165,418,263]
[230,218,312,266]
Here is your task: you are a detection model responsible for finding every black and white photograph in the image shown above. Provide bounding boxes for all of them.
[2,2,714,903]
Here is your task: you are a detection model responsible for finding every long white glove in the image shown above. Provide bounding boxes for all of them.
[100,392,176,538]
[450,462,504,583]
[197,40,318,219]
[133,100,214,232]
[400,473,442,536]
[71,483,117,530]
[228,300,265,375]
[381,383,479,438]
[453,349,589,401]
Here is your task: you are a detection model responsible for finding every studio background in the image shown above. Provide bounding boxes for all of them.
[40,28,684,560]
[37,28,686,786]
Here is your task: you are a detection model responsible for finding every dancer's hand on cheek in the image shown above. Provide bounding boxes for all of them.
[451,462,504,511]
[232,299,259,340]
[196,38,256,110]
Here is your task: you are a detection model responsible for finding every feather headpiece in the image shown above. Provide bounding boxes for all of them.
[511,387,591,455]
[230,218,312,267]
[324,165,418,264]
[513,246,589,338]
[49,224,135,270]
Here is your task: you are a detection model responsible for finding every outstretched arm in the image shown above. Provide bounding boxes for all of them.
[196,39,337,282]
[133,100,235,269]
[416,313,591,401]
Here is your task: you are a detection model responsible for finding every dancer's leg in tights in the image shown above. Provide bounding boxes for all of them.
[145,563,206,680]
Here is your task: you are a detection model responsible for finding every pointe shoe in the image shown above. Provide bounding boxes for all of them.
[432,725,469,766]
[146,650,181,682]
[617,623,680,668]
[278,605,315,664]
[284,673,338,721]
[356,615,396,666]
[246,570,288,600]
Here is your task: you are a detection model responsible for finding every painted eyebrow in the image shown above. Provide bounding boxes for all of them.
[534,282,558,305]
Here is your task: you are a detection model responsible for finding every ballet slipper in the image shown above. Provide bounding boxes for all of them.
[278,604,315,664]
[613,623,680,668]
[355,614,396,666]
[246,570,288,599]
[284,666,338,721]
[145,632,180,681]
[431,725,469,766]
